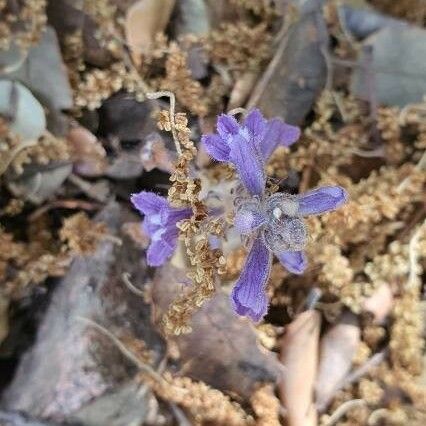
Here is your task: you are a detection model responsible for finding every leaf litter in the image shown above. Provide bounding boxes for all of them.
[0,0,425,425]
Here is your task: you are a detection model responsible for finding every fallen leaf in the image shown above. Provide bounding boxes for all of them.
[139,132,174,173]
[315,310,361,411]
[279,309,321,426]
[338,4,404,40]
[67,126,107,177]
[98,94,156,142]
[228,71,259,110]
[71,383,150,426]
[7,27,73,111]
[150,264,282,400]
[173,0,210,79]
[351,26,426,107]
[7,162,73,204]
[174,0,210,36]
[0,80,46,141]
[0,42,27,74]
[362,283,394,324]
[47,0,113,68]
[106,151,144,180]
[125,0,176,65]
[252,0,328,124]
[204,0,238,28]
[0,411,61,426]
[1,203,162,419]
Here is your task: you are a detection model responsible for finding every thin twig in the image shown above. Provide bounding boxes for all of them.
[395,203,426,241]
[318,349,387,413]
[339,349,387,390]
[326,399,367,426]
[296,288,322,314]
[169,403,192,426]
[314,2,334,92]
[332,57,426,80]
[397,150,426,193]
[246,14,293,109]
[227,107,246,116]
[146,91,182,155]
[361,45,381,146]
[415,150,426,171]
[76,316,166,385]
[122,272,145,298]
[67,173,108,202]
[367,408,390,425]
[28,199,102,221]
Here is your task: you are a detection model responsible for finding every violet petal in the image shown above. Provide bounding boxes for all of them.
[261,119,301,159]
[130,191,168,215]
[243,108,267,138]
[298,186,348,216]
[217,114,239,138]
[146,237,176,266]
[231,238,271,322]
[201,133,230,162]
[276,250,307,275]
[229,133,265,196]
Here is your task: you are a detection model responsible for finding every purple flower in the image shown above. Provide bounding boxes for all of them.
[130,191,192,266]
[203,109,348,322]
[202,109,300,196]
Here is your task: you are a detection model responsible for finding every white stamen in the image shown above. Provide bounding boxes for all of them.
[273,207,282,219]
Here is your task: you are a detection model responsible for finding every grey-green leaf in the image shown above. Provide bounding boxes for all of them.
[0,80,46,141]
[351,26,426,107]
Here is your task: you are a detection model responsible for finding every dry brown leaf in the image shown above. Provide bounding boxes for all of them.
[125,0,176,65]
[252,0,327,124]
[279,309,321,426]
[362,283,394,324]
[228,71,259,110]
[139,132,174,173]
[315,311,361,412]
[150,264,282,400]
[68,126,107,177]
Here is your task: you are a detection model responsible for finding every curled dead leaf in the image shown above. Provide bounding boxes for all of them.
[362,283,394,324]
[280,309,321,426]
[228,71,259,110]
[315,311,361,412]
[67,126,107,177]
[125,0,176,65]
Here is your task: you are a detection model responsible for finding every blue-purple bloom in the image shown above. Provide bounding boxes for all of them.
[130,192,192,266]
[202,109,348,322]
[202,109,300,195]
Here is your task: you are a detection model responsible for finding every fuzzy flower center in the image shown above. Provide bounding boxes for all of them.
[238,193,308,252]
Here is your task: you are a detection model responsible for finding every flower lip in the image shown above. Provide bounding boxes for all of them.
[131,191,192,266]
[231,237,271,322]
[297,186,348,216]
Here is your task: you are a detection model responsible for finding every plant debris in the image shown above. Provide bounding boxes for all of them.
[0,1,425,425]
